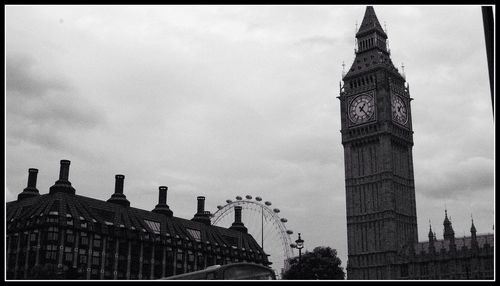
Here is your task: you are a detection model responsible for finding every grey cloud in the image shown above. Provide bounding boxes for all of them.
[295,36,338,48]
[6,53,69,96]
[6,53,106,151]
[416,157,493,199]
[267,134,341,166]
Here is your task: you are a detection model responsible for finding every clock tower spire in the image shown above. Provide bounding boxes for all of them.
[338,6,418,280]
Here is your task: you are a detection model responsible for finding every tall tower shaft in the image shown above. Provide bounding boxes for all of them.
[338,6,418,280]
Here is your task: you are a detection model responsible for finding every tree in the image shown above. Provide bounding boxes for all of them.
[282,246,345,280]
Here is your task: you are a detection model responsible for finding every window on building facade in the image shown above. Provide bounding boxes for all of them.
[80,232,88,246]
[93,234,102,248]
[47,227,59,241]
[66,229,74,244]
[187,251,195,272]
[153,246,163,279]
[216,255,223,265]
[92,250,101,266]
[186,228,201,242]
[118,239,128,272]
[176,249,185,274]
[30,232,37,243]
[142,243,152,279]
[64,246,73,263]
[105,237,115,270]
[45,244,58,261]
[79,248,88,265]
[130,241,141,279]
[196,252,204,270]
[47,216,59,224]
[144,220,161,233]
[166,247,174,277]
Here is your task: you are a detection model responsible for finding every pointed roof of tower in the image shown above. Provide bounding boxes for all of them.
[356,6,387,38]
[443,209,455,240]
[443,209,451,225]
[428,221,434,238]
[471,216,477,233]
[343,6,401,81]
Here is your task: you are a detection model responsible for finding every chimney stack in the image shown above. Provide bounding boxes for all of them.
[191,196,211,225]
[107,174,130,207]
[229,206,248,233]
[49,160,76,195]
[234,205,242,223]
[18,168,40,200]
[152,186,173,217]
[115,174,124,194]
[197,196,206,213]
[59,159,70,181]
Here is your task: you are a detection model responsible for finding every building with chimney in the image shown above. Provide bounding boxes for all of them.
[6,160,270,280]
[338,6,494,280]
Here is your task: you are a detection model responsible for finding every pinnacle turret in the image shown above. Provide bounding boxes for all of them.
[471,216,477,234]
[428,222,434,239]
[443,209,455,241]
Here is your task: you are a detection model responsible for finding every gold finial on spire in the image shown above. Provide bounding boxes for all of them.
[401,63,406,79]
[342,61,346,77]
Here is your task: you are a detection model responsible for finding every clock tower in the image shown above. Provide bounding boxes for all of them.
[338,6,418,279]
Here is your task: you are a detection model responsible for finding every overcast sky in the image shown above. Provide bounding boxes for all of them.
[5,5,494,271]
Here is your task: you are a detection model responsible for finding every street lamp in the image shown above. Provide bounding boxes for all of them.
[295,233,304,263]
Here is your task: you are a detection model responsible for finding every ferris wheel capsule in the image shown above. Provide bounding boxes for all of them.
[286,230,293,235]
[281,218,288,223]
[236,196,242,200]
[273,208,280,213]
[245,195,252,199]
[217,205,223,210]
[226,199,232,204]
[265,201,272,206]
[255,197,262,201]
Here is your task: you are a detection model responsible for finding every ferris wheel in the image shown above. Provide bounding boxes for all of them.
[211,195,295,278]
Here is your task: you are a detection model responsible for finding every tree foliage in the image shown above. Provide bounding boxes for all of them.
[282,246,345,280]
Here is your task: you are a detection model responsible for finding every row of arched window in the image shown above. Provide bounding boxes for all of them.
[359,38,375,50]
[349,75,376,89]
[358,33,387,51]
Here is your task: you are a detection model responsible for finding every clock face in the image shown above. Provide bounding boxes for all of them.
[348,94,375,125]
[392,95,408,125]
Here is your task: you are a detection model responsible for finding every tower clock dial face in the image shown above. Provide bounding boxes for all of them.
[392,95,408,125]
[348,94,375,125]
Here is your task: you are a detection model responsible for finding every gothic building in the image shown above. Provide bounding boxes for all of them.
[338,6,494,280]
[7,160,269,280]
[395,211,494,279]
